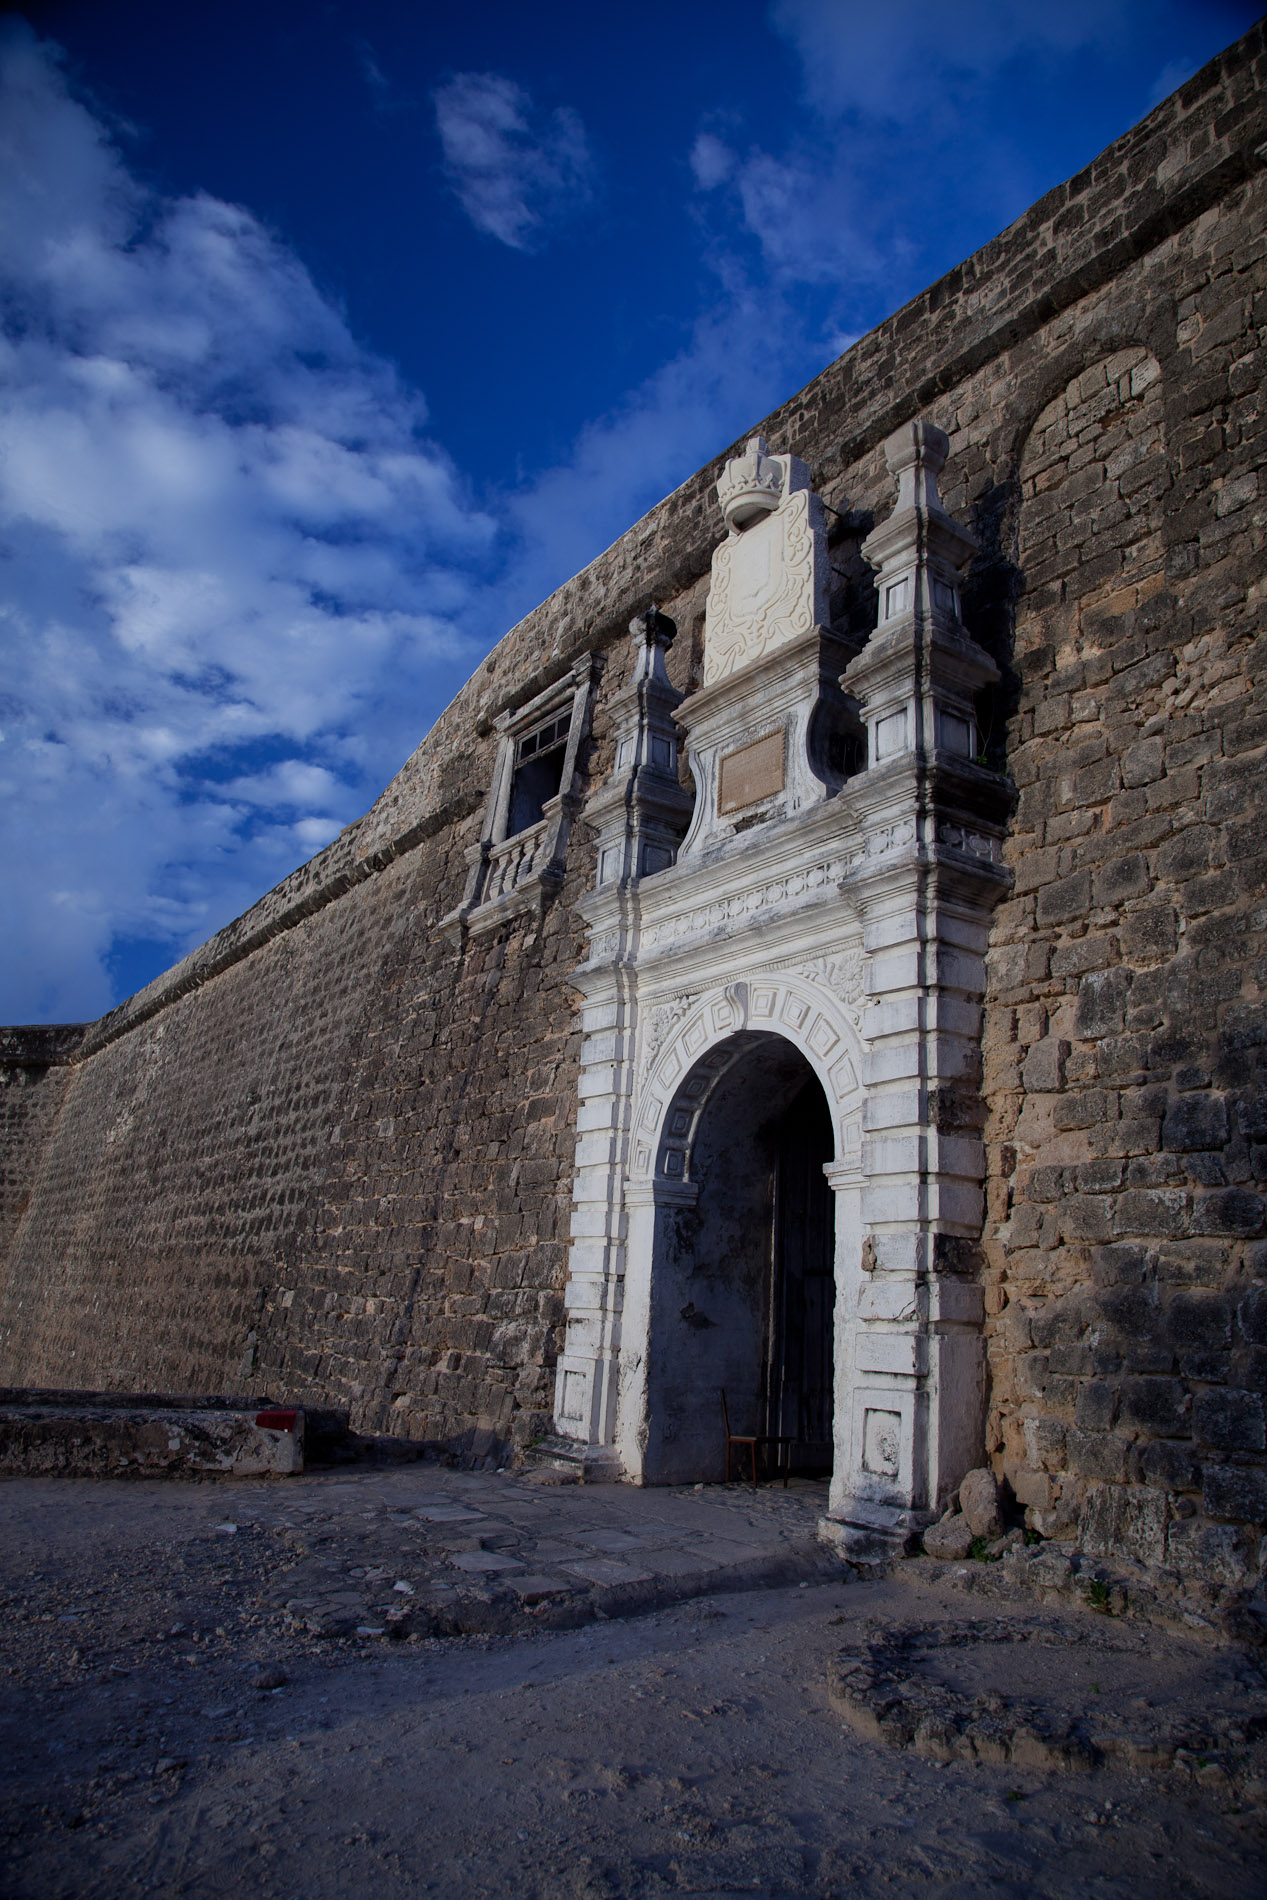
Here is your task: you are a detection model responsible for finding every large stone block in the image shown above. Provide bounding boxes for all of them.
[1202,1463,1267,1524]
[1075,967,1133,1039]
[1119,905,1178,962]
[1136,1438,1201,1492]
[1118,1378,1190,1435]
[1166,1517,1259,1587]
[1114,1188,1191,1237]
[958,1467,1005,1538]
[1163,1093,1229,1152]
[1164,1292,1232,1351]
[1037,870,1092,927]
[1066,1429,1131,1483]
[1194,1387,1266,1453]
[1193,1189,1265,1236]
[1079,1481,1168,1565]
[923,1514,974,1560]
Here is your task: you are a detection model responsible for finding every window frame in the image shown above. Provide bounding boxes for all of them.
[442,652,602,944]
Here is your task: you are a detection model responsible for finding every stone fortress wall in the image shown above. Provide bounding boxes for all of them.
[1,26,1264,1588]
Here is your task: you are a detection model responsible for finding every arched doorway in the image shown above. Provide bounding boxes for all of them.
[639,1033,837,1485]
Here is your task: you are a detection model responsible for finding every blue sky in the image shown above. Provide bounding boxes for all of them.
[1,0,1259,1023]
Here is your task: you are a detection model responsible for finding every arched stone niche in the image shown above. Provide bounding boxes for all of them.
[1016,346,1167,647]
[983,344,1171,1523]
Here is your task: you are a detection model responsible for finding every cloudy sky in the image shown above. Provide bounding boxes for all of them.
[1,0,1258,1023]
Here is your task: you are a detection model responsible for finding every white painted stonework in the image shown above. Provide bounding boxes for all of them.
[550,420,1011,1557]
[704,436,829,685]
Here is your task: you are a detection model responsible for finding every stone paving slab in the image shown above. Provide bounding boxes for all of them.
[0,1460,840,1649]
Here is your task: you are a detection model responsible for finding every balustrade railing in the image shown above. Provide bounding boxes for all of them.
[481,823,546,904]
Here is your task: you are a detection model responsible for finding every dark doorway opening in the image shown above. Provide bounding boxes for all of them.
[768,1079,835,1474]
[644,1034,836,1484]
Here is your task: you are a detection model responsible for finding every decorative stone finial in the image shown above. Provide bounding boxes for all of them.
[846,412,998,771]
[884,420,953,523]
[629,605,677,649]
[716,435,784,530]
[863,416,974,629]
[629,605,677,689]
[586,609,690,891]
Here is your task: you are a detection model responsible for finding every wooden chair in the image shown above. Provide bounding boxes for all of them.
[721,1388,795,1487]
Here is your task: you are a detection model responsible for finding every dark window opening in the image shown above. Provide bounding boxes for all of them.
[825,726,867,780]
[507,711,570,836]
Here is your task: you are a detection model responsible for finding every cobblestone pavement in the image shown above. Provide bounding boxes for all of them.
[2,1469,1265,1898]
[0,1464,835,1656]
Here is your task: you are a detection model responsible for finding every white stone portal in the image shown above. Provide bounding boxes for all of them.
[550,419,1012,1558]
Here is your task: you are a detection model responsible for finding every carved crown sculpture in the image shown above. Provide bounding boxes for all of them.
[703,435,826,688]
[716,434,786,529]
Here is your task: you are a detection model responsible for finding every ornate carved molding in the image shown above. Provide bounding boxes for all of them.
[641,853,854,951]
[705,487,822,684]
[936,820,1004,865]
[628,975,864,1183]
[639,992,695,1078]
[798,950,865,1027]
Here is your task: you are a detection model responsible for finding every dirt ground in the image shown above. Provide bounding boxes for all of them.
[1,1468,1265,1900]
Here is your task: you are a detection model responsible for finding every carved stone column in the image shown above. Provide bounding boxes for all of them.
[584,607,694,890]
[822,420,1012,1557]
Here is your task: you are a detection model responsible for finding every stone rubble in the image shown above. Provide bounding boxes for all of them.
[959,1467,1006,1540]
[827,1615,1267,1804]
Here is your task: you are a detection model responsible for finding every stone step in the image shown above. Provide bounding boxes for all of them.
[519,1434,623,1482]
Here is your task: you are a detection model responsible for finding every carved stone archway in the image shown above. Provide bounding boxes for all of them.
[550,420,1010,1557]
[550,974,865,1490]
[615,980,866,1487]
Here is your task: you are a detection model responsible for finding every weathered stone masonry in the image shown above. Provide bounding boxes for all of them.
[1,28,1264,1591]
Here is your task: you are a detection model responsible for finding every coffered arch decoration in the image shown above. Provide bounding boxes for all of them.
[629,975,865,1186]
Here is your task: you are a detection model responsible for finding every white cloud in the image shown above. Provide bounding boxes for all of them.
[356,39,391,108]
[496,285,836,624]
[690,132,736,191]
[1147,56,1198,108]
[769,0,1123,122]
[683,0,1140,299]
[733,146,902,287]
[434,72,595,250]
[0,22,496,1021]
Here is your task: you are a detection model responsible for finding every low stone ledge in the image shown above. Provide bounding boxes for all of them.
[916,1532,1267,1648]
[827,1615,1267,1805]
[278,1533,842,1643]
[0,1392,319,1479]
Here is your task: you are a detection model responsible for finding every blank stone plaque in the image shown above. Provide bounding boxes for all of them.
[718,729,785,814]
[862,1408,901,1477]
